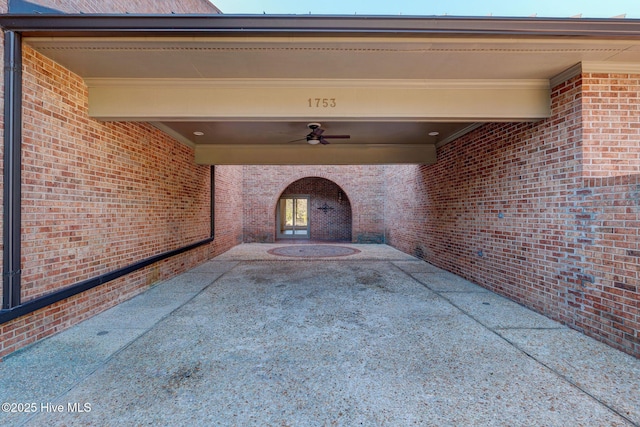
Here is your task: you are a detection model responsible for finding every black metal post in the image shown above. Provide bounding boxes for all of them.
[2,30,22,310]
[210,165,215,239]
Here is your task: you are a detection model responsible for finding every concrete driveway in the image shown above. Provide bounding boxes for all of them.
[1,244,639,426]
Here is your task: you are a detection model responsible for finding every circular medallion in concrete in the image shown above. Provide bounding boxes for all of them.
[268,245,361,258]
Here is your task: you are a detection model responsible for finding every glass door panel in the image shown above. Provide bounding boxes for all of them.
[278,196,310,238]
[295,198,308,228]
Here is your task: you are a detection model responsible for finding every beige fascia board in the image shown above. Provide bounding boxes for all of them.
[581,61,640,74]
[87,78,551,122]
[551,61,640,87]
[194,143,437,165]
[86,78,550,89]
[550,63,583,88]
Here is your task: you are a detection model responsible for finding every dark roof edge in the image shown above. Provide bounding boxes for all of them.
[0,14,639,38]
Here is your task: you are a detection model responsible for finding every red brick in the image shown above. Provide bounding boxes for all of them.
[0,44,241,359]
[20,0,218,13]
[243,166,386,243]
[385,73,640,358]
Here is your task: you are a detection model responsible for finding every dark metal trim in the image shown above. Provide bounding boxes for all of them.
[2,30,22,310]
[210,165,215,239]
[0,236,214,324]
[0,14,639,39]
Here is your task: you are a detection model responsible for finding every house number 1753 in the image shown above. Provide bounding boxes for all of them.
[308,98,337,108]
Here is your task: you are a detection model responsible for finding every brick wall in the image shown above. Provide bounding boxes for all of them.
[18,0,219,13]
[1,6,637,362]
[0,0,220,358]
[213,165,244,249]
[582,73,640,178]
[0,46,241,359]
[385,74,640,357]
[573,73,640,354]
[243,165,385,243]
[572,175,640,354]
[280,177,352,241]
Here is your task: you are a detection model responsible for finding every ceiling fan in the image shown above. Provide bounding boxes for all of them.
[288,123,351,145]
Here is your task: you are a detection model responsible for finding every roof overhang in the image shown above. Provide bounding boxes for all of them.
[2,15,640,164]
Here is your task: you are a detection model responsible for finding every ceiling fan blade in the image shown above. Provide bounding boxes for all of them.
[287,138,308,143]
[322,135,351,139]
[289,125,348,145]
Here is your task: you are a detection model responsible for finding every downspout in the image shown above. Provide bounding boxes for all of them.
[210,165,215,239]
[2,30,22,309]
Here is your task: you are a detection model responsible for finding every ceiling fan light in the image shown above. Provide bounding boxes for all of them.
[307,138,320,145]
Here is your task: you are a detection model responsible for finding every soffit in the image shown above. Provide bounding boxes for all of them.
[24,36,640,79]
[9,15,640,164]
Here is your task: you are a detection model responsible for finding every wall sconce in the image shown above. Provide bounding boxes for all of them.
[338,191,343,204]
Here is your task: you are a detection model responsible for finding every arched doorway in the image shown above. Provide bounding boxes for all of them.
[276,177,352,241]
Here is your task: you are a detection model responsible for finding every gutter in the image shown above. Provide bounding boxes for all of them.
[0,14,639,39]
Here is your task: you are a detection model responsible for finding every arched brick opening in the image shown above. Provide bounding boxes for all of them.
[275,177,352,241]
[243,165,385,243]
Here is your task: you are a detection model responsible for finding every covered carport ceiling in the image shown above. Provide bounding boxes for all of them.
[6,15,640,164]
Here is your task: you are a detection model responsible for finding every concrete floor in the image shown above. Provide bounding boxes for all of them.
[1,243,639,426]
